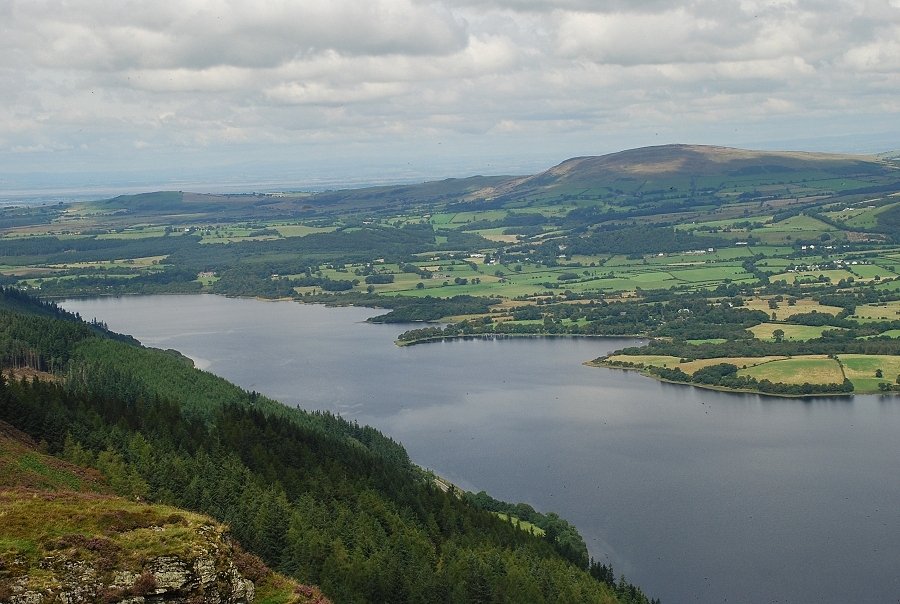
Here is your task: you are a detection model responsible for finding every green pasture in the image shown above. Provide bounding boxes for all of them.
[668,264,752,283]
[755,258,793,271]
[875,279,900,292]
[747,322,840,341]
[675,216,773,231]
[274,224,338,238]
[771,215,839,231]
[744,296,842,319]
[95,227,170,240]
[469,228,522,243]
[492,513,545,537]
[825,201,897,230]
[848,264,898,280]
[838,354,900,391]
[644,248,754,264]
[850,301,900,321]
[604,355,682,368]
[749,245,795,256]
[677,356,788,373]
[737,357,844,385]
[769,269,855,284]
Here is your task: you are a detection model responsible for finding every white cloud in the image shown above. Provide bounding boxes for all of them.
[1,0,899,182]
[840,28,900,72]
[11,0,468,71]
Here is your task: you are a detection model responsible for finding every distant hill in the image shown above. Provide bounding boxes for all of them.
[468,144,896,204]
[62,144,897,223]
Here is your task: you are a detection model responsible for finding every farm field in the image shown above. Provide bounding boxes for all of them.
[741,297,842,317]
[850,301,900,321]
[747,322,842,341]
[839,354,900,391]
[737,356,844,385]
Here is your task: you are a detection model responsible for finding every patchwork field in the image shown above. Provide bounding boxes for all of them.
[838,354,900,391]
[741,297,842,317]
[747,322,842,341]
[604,352,900,393]
[850,301,900,321]
[737,356,845,385]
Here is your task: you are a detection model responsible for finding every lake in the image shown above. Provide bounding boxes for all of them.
[62,294,900,604]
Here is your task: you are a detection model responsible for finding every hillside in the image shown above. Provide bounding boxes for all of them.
[0,288,655,604]
[0,420,327,604]
[468,144,896,207]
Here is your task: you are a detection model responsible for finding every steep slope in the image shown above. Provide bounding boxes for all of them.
[0,421,327,604]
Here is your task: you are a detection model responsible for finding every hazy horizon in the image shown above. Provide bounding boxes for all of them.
[5,131,899,206]
[3,1,899,203]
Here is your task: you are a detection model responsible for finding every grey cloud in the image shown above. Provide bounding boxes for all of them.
[7,0,469,72]
[2,0,899,180]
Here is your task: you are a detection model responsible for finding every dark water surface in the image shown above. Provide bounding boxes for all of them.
[63,295,900,604]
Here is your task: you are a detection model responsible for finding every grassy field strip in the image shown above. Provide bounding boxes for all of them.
[850,301,900,320]
[273,224,338,237]
[838,354,900,390]
[737,356,844,385]
[606,352,900,392]
[604,354,789,374]
[742,297,842,316]
[678,356,789,373]
[769,269,857,284]
[748,322,843,342]
[492,513,545,537]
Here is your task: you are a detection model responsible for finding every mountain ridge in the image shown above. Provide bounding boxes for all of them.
[469,143,894,201]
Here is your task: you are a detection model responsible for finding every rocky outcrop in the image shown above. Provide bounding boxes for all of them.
[0,428,328,604]
[4,542,255,604]
[1,509,256,604]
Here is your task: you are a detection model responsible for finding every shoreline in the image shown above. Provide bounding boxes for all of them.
[395,331,646,347]
[590,360,886,398]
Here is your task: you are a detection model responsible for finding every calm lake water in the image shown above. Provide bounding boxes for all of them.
[62,295,900,604]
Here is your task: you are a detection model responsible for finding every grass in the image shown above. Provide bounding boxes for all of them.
[493,512,545,537]
[0,489,317,602]
[873,329,900,338]
[0,424,106,493]
[602,355,791,374]
[0,490,210,568]
[838,354,900,391]
[604,354,682,368]
[678,356,789,374]
[747,322,841,342]
[850,301,900,321]
[741,297,841,317]
[604,352,900,393]
[273,224,338,238]
[848,264,899,280]
[737,356,845,385]
[769,269,856,285]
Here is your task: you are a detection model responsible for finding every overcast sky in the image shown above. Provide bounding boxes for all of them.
[2,0,899,194]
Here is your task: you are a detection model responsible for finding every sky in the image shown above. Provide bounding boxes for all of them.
[2,0,899,196]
